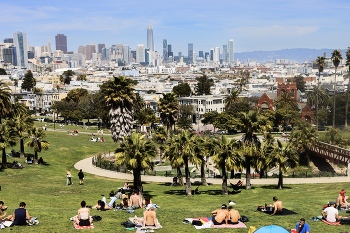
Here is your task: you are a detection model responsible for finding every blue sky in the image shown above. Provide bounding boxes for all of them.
[2,0,350,55]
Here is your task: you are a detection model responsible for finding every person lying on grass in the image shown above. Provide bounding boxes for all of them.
[211,204,228,226]
[0,201,12,221]
[134,205,159,228]
[257,196,283,215]
[75,201,93,226]
[227,206,240,224]
[92,199,115,211]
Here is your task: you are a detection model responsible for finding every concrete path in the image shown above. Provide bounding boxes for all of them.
[74,156,350,185]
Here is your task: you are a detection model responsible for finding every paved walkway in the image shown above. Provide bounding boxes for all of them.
[74,156,350,185]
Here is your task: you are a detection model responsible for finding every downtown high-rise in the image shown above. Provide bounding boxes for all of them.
[163,39,168,60]
[13,31,28,68]
[188,43,193,63]
[228,39,234,63]
[222,45,227,63]
[55,34,67,53]
[147,25,154,52]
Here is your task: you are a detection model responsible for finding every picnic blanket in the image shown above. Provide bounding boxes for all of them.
[184,217,247,229]
[74,222,95,229]
[129,217,162,229]
[262,208,298,215]
[320,219,342,225]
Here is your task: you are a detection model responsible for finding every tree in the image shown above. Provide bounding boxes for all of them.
[77,73,87,81]
[25,127,50,164]
[315,56,326,129]
[173,83,192,97]
[177,104,194,130]
[345,48,350,127]
[146,90,156,94]
[157,93,179,137]
[0,124,18,168]
[320,127,348,148]
[33,87,43,94]
[293,75,306,93]
[274,92,300,128]
[66,88,89,103]
[212,136,242,195]
[214,112,234,131]
[62,70,76,85]
[102,76,136,143]
[225,90,239,110]
[195,75,214,95]
[233,111,272,189]
[21,70,36,91]
[289,121,318,153]
[267,140,298,189]
[79,94,97,123]
[201,110,219,131]
[154,126,167,165]
[234,70,251,93]
[194,136,209,186]
[0,81,12,120]
[164,133,184,186]
[115,133,157,196]
[0,68,7,75]
[331,49,343,128]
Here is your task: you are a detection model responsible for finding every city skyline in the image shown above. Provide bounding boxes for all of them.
[2,0,350,54]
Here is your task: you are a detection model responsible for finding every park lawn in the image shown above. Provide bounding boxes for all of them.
[2,127,350,232]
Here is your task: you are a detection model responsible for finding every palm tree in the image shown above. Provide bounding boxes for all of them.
[0,124,18,168]
[315,56,326,130]
[267,140,298,189]
[102,76,136,142]
[233,111,272,189]
[212,136,243,195]
[157,93,179,137]
[307,87,329,109]
[289,121,318,153]
[25,127,50,164]
[345,48,350,127]
[164,133,184,186]
[154,126,167,165]
[115,132,157,196]
[8,113,33,158]
[225,89,239,110]
[0,81,12,121]
[331,50,343,127]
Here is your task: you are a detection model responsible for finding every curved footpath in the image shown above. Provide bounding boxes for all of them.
[75,156,350,185]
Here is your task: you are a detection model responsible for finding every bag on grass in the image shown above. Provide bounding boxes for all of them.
[240,215,249,222]
[341,218,350,225]
[192,220,203,226]
[121,221,135,228]
[92,215,102,221]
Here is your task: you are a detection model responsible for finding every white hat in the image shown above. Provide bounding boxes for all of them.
[146,204,153,210]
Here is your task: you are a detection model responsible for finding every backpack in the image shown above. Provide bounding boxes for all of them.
[121,221,136,228]
[92,215,102,221]
[192,220,203,226]
[240,215,249,222]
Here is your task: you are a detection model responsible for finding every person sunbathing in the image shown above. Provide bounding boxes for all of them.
[143,197,152,208]
[0,201,12,221]
[211,204,228,226]
[227,206,240,224]
[134,205,158,227]
[257,196,283,215]
[92,200,112,210]
[75,201,92,226]
[130,190,142,207]
[337,190,349,209]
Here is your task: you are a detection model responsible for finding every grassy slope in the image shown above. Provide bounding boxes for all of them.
[1,122,350,232]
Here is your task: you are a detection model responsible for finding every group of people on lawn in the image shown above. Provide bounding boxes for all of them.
[0,201,31,226]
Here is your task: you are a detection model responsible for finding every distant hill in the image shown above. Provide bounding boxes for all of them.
[234,48,347,64]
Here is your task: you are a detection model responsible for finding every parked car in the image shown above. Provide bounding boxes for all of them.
[318,126,329,131]
[216,130,227,135]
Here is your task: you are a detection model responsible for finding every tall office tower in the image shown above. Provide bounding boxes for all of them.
[86,44,96,60]
[228,39,234,63]
[47,35,52,54]
[98,44,105,54]
[168,44,172,54]
[188,43,193,63]
[213,47,220,62]
[131,50,136,62]
[136,44,145,63]
[162,39,168,60]
[13,31,28,68]
[145,48,150,63]
[78,46,86,55]
[55,34,67,53]
[210,48,214,61]
[101,48,110,61]
[115,44,123,60]
[123,45,129,64]
[199,51,204,58]
[3,46,16,65]
[178,52,182,57]
[147,25,154,51]
[222,45,227,63]
[205,52,209,59]
[3,38,13,43]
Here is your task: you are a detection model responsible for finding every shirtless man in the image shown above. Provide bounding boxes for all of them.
[129,190,142,207]
[211,204,228,226]
[337,190,349,209]
[134,204,158,228]
[0,201,12,221]
[227,206,240,224]
[257,196,283,215]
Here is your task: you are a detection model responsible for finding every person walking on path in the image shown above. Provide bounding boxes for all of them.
[78,169,84,185]
[67,169,73,185]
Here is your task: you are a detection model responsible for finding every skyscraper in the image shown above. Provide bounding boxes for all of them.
[55,34,67,53]
[4,38,13,43]
[213,47,220,62]
[188,43,193,63]
[86,44,96,60]
[210,48,214,61]
[199,51,204,58]
[47,35,52,54]
[78,46,86,55]
[123,45,130,64]
[222,45,227,63]
[147,25,154,51]
[98,44,105,54]
[228,39,234,63]
[13,31,28,68]
[162,39,168,60]
[136,44,145,63]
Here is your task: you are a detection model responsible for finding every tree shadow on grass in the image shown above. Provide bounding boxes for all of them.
[260,185,292,189]
[142,190,157,198]
[157,182,173,186]
[164,189,187,195]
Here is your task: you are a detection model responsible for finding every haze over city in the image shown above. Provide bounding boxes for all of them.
[2,0,350,54]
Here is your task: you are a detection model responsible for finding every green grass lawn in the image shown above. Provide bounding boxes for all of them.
[2,124,350,232]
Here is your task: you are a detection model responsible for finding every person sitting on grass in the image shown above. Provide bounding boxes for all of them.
[211,204,228,226]
[130,190,142,207]
[257,196,283,215]
[337,190,349,209]
[0,201,12,221]
[134,204,159,228]
[124,182,130,189]
[296,218,310,233]
[115,189,123,199]
[75,201,92,226]
[143,197,152,208]
[11,202,31,226]
[120,198,130,208]
[322,201,341,222]
[227,206,240,224]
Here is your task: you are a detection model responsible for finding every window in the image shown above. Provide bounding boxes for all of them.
[291,89,295,98]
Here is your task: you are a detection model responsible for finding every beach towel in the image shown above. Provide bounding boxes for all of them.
[262,208,298,215]
[74,222,94,229]
[320,219,342,225]
[129,217,162,229]
[184,217,247,229]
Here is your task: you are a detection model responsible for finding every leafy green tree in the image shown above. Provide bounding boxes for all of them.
[0,81,12,120]
[195,74,214,95]
[234,70,251,93]
[102,76,136,142]
[21,70,36,91]
[225,90,239,110]
[62,70,76,85]
[226,98,252,114]
[293,75,306,93]
[0,124,18,168]
[66,88,89,102]
[146,90,156,94]
[173,83,192,97]
[328,93,350,126]
[315,56,326,129]
[78,94,97,123]
[115,133,157,196]
[267,140,298,189]
[0,68,7,75]
[33,87,43,93]
[135,107,157,127]
[331,49,343,127]
[25,127,50,164]
[289,121,318,153]
[345,48,350,127]
[319,127,348,148]
[177,104,194,130]
[201,111,219,131]
[77,73,87,81]
[274,92,300,128]
[157,93,179,137]
[214,112,233,131]
[212,136,242,195]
